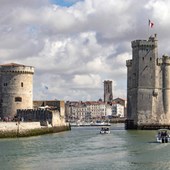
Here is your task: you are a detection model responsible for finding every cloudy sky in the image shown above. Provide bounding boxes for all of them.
[0,0,169,101]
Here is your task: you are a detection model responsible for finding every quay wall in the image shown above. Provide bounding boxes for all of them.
[0,122,70,138]
[110,118,126,123]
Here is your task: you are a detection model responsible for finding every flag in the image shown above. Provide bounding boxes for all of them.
[149,19,154,28]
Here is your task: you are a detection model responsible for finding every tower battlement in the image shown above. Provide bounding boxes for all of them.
[0,63,34,74]
[131,34,157,48]
[162,55,170,65]
[126,60,132,67]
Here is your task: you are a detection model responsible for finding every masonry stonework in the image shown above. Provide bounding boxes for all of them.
[126,34,170,129]
[0,63,34,118]
[104,80,113,103]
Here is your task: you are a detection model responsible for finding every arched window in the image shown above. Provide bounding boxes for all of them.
[15,97,22,102]
[21,82,23,87]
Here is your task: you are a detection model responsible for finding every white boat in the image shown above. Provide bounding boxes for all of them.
[156,129,170,143]
[100,127,110,134]
[91,121,111,126]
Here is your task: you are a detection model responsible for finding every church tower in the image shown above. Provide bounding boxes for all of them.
[104,80,113,103]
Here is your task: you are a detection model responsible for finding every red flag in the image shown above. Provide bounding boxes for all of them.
[149,19,154,28]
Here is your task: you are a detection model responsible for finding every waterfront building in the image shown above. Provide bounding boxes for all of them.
[0,63,34,118]
[112,103,124,117]
[104,80,113,103]
[113,97,127,117]
[86,101,106,119]
[65,101,107,122]
[126,34,170,129]
[65,98,127,122]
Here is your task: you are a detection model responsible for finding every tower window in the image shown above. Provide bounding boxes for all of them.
[4,83,7,86]
[21,82,23,87]
[15,97,22,102]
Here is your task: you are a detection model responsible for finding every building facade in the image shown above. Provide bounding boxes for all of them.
[65,99,126,122]
[113,98,127,117]
[65,101,107,122]
[112,103,124,117]
[126,34,170,129]
[0,63,34,118]
[104,80,113,103]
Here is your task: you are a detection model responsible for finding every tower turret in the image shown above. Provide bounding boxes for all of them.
[162,55,170,114]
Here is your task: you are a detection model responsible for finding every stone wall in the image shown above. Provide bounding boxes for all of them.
[0,122,70,138]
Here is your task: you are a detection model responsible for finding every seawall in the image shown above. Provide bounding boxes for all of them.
[0,122,71,138]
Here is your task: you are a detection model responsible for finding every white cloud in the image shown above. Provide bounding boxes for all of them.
[1,0,170,101]
[73,74,101,87]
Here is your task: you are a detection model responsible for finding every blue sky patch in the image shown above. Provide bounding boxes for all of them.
[50,0,84,7]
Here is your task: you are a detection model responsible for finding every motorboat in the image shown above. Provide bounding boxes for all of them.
[156,129,170,143]
[100,127,110,134]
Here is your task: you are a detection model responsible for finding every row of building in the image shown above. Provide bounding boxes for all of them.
[65,98,127,122]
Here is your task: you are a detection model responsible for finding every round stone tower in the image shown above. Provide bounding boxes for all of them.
[0,63,34,118]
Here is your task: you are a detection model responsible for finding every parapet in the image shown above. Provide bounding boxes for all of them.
[162,55,170,65]
[0,63,34,74]
[131,34,157,49]
[126,60,132,67]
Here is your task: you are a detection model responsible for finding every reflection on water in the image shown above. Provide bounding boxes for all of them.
[0,123,170,170]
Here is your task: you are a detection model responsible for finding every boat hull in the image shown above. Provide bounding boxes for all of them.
[100,130,110,134]
[100,127,110,134]
[156,129,170,143]
[156,137,170,143]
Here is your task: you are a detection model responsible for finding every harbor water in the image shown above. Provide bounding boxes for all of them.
[0,123,170,170]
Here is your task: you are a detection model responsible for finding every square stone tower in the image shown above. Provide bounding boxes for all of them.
[104,80,113,103]
[126,34,170,129]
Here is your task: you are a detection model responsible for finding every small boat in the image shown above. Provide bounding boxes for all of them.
[100,127,110,134]
[156,129,170,143]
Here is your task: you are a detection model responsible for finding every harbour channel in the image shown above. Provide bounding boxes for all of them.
[0,123,169,170]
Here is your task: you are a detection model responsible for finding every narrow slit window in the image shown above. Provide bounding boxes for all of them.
[15,97,22,102]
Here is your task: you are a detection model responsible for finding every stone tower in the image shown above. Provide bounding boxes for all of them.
[0,63,34,118]
[126,34,170,129]
[104,80,113,103]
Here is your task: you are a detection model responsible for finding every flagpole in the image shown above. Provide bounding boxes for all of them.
[148,19,154,40]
